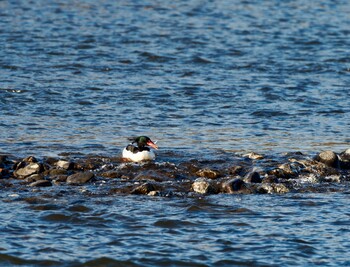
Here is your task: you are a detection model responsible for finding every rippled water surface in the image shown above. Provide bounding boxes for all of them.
[1,0,350,266]
[0,192,350,267]
[1,0,349,157]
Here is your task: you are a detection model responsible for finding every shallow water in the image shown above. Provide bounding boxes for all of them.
[1,0,350,266]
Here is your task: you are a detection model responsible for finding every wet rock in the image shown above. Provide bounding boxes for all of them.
[221,178,245,193]
[278,162,303,178]
[320,175,342,183]
[243,152,264,160]
[23,156,38,163]
[101,171,122,178]
[66,172,95,185]
[257,183,289,194]
[29,180,52,187]
[228,166,244,176]
[49,169,68,176]
[192,178,216,194]
[56,160,74,170]
[195,168,221,179]
[244,172,262,183]
[262,175,279,183]
[131,182,158,195]
[14,163,43,179]
[315,151,339,168]
[25,174,45,183]
[339,149,350,169]
[148,190,161,196]
[51,175,68,183]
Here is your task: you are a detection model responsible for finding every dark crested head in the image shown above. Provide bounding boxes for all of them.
[130,136,158,150]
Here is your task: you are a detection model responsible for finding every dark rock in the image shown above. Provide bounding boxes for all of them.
[244,172,262,183]
[49,169,68,176]
[195,168,221,179]
[66,172,95,185]
[339,149,350,169]
[221,178,245,193]
[228,166,244,176]
[262,175,279,183]
[101,171,122,178]
[29,180,52,187]
[13,161,26,171]
[192,178,217,194]
[25,174,45,183]
[14,163,43,179]
[131,182,158,195]
[315,151,339,168]
[51,175,68,182]
[56,160,74,170]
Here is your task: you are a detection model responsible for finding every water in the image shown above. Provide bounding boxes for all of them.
[1,0,350,266]
[1,192,350,267]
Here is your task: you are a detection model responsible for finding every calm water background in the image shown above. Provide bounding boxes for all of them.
[1,0,350,266]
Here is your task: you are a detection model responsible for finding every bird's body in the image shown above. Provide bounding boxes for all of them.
[122,136,158,162]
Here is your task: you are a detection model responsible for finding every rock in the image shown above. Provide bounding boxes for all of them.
[243,152,264,160]
[277,162,303,178]
[51,175,68,183]
[66,172,95,185]
[192,178,216,194]
[257,183,289,194]
[195,168,221,179]
[315,151,339,168]
[221,178,245,193]
[339,149,350,169]
[148,190,161,196]
[25,174,44,183]
[101,171,122,178]
[49,169,68,176]
[14,163,43,179]
[131,182,158,195]
[56,160,74,170]
[262,175,279,183]
[29,180,52,187]
[23,156,38,163]
[228,166,244,175]
[244,172,262,183]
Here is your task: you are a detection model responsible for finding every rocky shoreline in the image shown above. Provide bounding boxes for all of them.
[1,149,350,197]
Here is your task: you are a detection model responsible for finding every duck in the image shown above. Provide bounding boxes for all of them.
[122,136,158,162]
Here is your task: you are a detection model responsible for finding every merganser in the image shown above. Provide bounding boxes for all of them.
[122,136,158,162]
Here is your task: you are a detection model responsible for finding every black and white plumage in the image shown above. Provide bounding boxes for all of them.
[122,136,158,162]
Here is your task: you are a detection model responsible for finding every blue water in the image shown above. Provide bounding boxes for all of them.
[1,0,350,266]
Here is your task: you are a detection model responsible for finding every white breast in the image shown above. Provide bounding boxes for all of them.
[122,148,156,162]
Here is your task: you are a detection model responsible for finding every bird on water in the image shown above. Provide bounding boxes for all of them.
[122,136,158,162]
